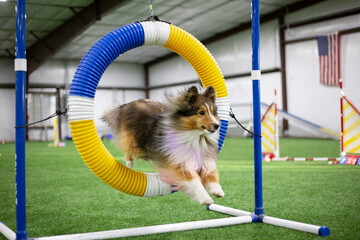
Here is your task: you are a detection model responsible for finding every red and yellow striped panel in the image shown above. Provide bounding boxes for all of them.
[342,97,360,154]
[261,103,277,154]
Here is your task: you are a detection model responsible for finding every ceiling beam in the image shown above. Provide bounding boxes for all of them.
[27,0,130,74]
[145,0,326,67]
[280,6,360,29]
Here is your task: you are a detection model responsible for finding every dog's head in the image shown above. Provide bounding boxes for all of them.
[168,86,220,134]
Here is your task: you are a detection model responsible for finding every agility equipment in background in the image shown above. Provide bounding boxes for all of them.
[1,0,330,239]
[48,117,65,147]
[261,103,340,140]
[260,92,339,162]
[261,91,279,161]
[339,79,360,165]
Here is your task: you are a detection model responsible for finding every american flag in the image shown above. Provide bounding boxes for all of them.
[317,32,340,86]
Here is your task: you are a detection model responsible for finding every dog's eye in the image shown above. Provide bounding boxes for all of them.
[199,111,205,116]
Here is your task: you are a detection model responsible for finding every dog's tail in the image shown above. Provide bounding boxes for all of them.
[102,105,122,134]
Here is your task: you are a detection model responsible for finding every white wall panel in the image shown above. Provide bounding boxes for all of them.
[0,59,16,141]
[207,30,252,76]
[64,61,79,88]
[285,0,360,24]
[207,20,279,75]
[28,129,54,141]
[149,83,196,101]
[149,57,197,87]
[341,32,360,106]
[0,89,15,141]
[285,15,360,41]
[285,40,340,136]
[100,63,145,88]
[29,60,145,88]
[124,90,146,103]
[29,60,67,85]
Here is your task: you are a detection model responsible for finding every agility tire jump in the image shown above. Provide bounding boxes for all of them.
[68,21,230,198]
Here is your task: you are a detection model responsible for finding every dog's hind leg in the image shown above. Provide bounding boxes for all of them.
[124,153,134,169]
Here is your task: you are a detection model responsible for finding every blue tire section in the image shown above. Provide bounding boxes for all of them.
[69,22,145,99]
[219,119,228,151]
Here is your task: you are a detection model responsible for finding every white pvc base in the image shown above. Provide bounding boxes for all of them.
[0,222,16,240]
[0,205,329,239]
[34,216,252,240]
[208,204,252,216]
[208,204,329,236]
[262,215,321,235]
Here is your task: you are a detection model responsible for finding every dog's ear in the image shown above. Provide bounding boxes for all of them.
[205,86,216,102]
[186,86,199,104]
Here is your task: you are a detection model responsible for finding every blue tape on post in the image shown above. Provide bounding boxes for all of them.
[69,23,145,99]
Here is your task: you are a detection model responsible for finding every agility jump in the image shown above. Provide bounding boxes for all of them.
[66,8,330,238]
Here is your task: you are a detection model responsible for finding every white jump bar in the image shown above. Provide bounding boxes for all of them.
[35,216,253,240]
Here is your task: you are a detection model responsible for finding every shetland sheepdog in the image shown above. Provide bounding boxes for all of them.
[102,86,224,205]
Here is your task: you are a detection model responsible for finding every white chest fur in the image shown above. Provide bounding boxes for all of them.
[159,127,219,172]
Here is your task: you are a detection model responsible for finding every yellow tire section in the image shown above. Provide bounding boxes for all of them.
[165,24,228,98]
[69,120,147,196]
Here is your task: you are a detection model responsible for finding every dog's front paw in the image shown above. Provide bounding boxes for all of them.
[183,179,214,205]
[207,182,225,198]
[126,160,134,169]
[200,195,214,205]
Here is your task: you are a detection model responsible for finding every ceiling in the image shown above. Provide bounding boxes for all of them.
[0,0,307,67]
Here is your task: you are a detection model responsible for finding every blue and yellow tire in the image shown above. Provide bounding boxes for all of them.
[68,21,230,197]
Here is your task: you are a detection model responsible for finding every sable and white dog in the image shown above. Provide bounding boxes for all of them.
[102,86,224,205]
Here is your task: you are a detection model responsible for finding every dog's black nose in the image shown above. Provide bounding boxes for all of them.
[213,124,220,130]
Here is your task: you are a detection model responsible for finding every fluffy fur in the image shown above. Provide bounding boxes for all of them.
[102,86,224,205]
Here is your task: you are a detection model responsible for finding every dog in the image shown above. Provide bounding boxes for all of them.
[102,86,224,205]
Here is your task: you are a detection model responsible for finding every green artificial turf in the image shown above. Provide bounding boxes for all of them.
[0,138,359,239]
